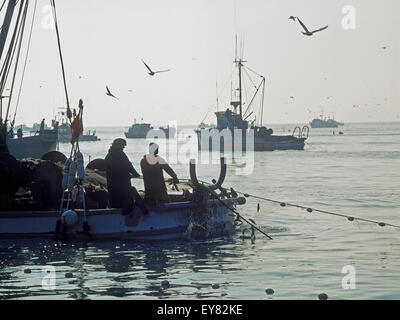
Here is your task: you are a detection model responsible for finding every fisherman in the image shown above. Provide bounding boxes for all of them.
[0,141,27,210]
[17,128,23,139]
[140,142,179,205]
[104,138,148,215]
[39,118,45,133]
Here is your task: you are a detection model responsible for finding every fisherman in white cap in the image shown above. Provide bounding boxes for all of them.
[140,142,179,205]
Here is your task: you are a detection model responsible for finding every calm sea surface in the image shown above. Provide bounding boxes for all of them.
[1,122,399,300]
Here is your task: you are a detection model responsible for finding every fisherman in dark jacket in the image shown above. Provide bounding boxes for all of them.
[140,142,179,205]
[105,138,148,215]
[0,141,27,209]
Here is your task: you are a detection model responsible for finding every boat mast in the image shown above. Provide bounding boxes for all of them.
[0,0,16,61]
[234,35,242,117]
[0,0,16,128]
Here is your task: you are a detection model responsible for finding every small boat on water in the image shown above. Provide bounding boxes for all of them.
[125,120,176,139]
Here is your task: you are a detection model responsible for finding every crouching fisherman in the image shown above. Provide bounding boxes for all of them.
[104,138,148,215]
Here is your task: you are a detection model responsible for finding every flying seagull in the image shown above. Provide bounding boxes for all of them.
[289,16,296,21]
[141,60,170,76]
[292,16,328,36]
[106,86,119,100]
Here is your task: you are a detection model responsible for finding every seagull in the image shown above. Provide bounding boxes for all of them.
[106,86,119,100]
[289,16,296,21]
[141,60,170,76]
[293,17,328,36]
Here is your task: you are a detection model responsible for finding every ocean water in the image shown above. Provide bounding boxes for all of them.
[1,122,399,300]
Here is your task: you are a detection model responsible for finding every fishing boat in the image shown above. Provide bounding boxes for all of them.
[0,2,247,241]
[0,156,246,241]
[196,40,308,152]
[0,0,58,159]
[55,109,99,143]
[4,122,58,160]
[309,116,344,128]
[125,120,175,139]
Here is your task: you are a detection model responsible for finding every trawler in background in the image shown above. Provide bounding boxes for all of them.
[309,114,344,128]
[196,41,308,152]
[125,119,176,139]
[54,108,99,143]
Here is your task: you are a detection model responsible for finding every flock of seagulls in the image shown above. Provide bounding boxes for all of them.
[105,60,171,100]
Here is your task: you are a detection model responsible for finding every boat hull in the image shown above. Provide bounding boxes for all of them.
[6,130,58,160]
[0,198,244,241]
[196,130,306,152]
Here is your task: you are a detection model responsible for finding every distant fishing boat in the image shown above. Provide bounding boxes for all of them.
[125,119,175,139]
[198,122,216,129]
[196,39,308,152]
[55,109,99,143]
[309,117,344,128]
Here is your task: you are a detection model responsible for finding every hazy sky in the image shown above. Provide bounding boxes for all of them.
[1,0,399,127]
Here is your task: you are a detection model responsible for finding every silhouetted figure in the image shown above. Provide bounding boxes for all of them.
[105,138,148,215]
[17,128,23,139]
[140,142,179,205]
[39,118,45,133]
[0,143,27,209]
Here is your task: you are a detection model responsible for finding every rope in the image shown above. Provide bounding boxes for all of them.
[50,0,71,114]
[198,67,234,127]
[5,0,28,124]
[0,0,25,120]
[182,179,400,231]
[203,185,273,239]
[12,0,37,126]
[236,191,400,230]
